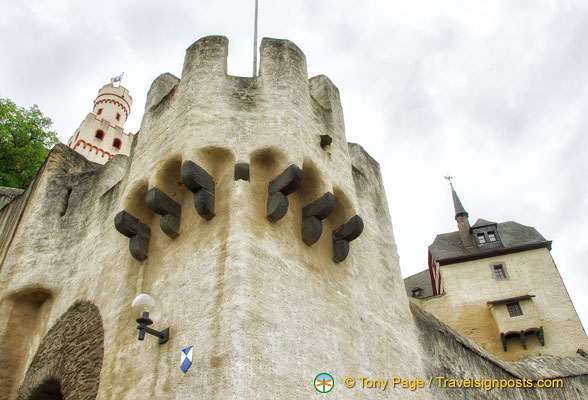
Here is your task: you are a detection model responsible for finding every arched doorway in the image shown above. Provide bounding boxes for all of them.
[25,378,63,400]
[16,302,104,400]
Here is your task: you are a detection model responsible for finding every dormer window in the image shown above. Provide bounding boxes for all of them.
[476,233,486,244]
[488,231,497,242]
[412,288,422,298]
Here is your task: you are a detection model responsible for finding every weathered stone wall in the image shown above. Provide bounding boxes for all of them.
[412,303,588,399]
[0,187,24,209]
[0,36,586,399]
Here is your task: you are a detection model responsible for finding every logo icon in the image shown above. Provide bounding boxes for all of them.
[180,346,193,373]
[314,373,334,393]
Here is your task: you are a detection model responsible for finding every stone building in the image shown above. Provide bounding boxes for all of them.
[1,36,588,399]
[66,83,134,164]
[405,183,588,362]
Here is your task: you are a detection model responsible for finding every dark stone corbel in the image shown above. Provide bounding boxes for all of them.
[145,188,181,238]
[501,333,507,352]
[332,215,364,262]
[234,162,250,181]
[537,327,545,346]
[301,192,335,245]
[266,164,303,222]
[114,210,151,261]
[181,160,215,220]
[520,330,527,350]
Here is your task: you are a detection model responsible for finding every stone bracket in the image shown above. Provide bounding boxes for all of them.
[266,164,303,222]
[301,192,335,245]
[145,187,181,238]
[114,210,151,261]
[501,333,507,352]
[332,215,364,263]
[520,331,527,350]
[537,327,545,346]
[181,160,215,220]
[234,162,250,181]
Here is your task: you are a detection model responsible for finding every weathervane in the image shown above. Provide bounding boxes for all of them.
[444,174,453,183]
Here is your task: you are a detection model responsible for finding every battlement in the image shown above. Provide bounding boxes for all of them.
[142,36,346,172]
[95,84,132,116]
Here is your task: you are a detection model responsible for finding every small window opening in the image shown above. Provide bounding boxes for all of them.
[113,138,122,150]
[476,233,486,244]
[95,130,105,140]
[493,265,506,280]
[412,288,422,298]
[116,113,121,121]
[97,108,103,115]
[488,231,497,242]
[506,302,523,317]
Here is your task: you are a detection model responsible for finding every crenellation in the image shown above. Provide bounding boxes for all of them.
[144,73,180,113]
[259,38,308,90]
[181,36,229,81]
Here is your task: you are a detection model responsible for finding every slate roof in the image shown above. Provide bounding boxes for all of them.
[429,220,551,264]
[403,269,434,299]
[451,183,468,218]
[471,218,496,228]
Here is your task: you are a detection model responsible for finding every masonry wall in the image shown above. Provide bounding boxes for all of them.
[421,249,588,361]
[0,36,587,399]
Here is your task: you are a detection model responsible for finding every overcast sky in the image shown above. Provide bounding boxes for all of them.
[1,0,587,332]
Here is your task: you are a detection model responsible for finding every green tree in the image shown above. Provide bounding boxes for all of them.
[0,98,59,189]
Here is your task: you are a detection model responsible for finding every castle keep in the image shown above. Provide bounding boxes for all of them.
[1,36,587,399]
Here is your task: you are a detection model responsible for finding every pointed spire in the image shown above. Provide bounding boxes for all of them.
[450,183,468,220]
[445,175,468,220]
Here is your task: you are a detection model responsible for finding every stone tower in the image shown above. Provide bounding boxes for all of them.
[1,36,587,399]
[66,83,134,164]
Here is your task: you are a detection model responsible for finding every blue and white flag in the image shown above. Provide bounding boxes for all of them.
[110,73,123,84]
[180,346,193,374]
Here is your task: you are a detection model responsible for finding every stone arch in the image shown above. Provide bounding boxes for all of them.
[153,155,185,201]
[16,302,104,400]
[0,289,53,400]
[329,187,354,228]
[249,147,288,186]
[298,159,329,206]
[122,179,152,223]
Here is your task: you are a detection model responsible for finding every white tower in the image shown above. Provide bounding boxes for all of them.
[67,83,134,164]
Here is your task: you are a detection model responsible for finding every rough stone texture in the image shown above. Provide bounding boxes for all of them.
[16,302,104,400]
[0,187,24,209]
[0,36,586,399]
[412,303,588,399]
